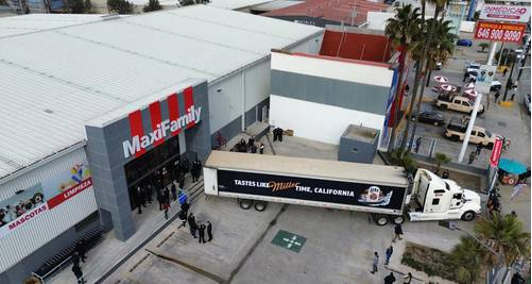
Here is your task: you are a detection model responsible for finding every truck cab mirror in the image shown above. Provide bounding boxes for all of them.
[453,193,462,199]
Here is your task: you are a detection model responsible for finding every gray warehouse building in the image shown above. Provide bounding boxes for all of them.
[0,7,322,283]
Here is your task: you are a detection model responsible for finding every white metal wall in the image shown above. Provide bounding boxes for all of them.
[0,147,98,273]
[288,34,323,54]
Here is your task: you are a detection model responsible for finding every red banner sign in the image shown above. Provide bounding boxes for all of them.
[47,178,93,209]
[490,138,503,167]
[475,21,526,42]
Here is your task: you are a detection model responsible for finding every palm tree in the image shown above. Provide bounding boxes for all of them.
[449,236,487,284]
[401,18,455,152]
[475,213,531,268]
[385,4,422,151]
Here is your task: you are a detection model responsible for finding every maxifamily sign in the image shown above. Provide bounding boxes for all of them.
[0,165,92,238]
[123,86,202,159]
[217,170,406,210]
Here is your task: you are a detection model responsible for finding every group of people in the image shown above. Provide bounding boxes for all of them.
[235,137,265,154]
[179,205,214,244]
[370,224,410,283]
[71,239,87,284]
[272,127,284,142]
[133,157,203,219]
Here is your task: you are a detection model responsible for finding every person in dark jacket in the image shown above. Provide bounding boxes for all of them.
[145,184,153,204]
[181,201,190,217]
[72,264,86,284]
[511,272,525,284]
[135,186,144,214]
[177,172,186,189]
[71,252,80,267]
[384,272,396,284]
[182,158,190,175]
[259,143,265,154]
[198,223,206,244]
[247,136,255,150]
[75,239,87,263]
[191,160,202,182]
[156,188,163,211]
[207,221,213,241]
[188,213,197,238]
[385,245,393,265]
[518,167,531,184]
[178,209,187,228]
[170,183,177,202]
[392,224,403,242]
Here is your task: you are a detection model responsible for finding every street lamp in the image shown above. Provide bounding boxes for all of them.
[503,50,525,101]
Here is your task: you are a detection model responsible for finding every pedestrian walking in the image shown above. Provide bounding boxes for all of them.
[475,144,482,155]
[403,272,412,284]
[468,151,477,165]
[503,67,509,76]
[384,272,396,284]
[415,137,422,153]
[494,91,501,103]
[207,221,213,241]
[462,71,468,82]
[385,245,393,266]
[259,143,265,154]
[170,183,177,202]
[71,252,80,267]
[198,223,206,244]
[72,264,86,284]
[370,251,379,274]
[511,93,516,101]
[178,209,187,228]
[181,201,190,217]
[163,188,170,219]
[188,213,197,238]
[392,224,403,242]
[75,239,87,263]
[247,136,255,150]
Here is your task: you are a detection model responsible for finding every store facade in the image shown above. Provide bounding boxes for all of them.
[85,80,210,241]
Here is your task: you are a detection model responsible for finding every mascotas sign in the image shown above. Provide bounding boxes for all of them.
[123,86,202,159]
[480,4,531,23]
[0,165,92,238]
[475,21,527,43]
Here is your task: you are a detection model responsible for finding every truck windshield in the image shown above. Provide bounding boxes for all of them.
[485,130,492,137]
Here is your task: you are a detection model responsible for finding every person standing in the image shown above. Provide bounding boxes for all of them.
[207,221,213,241]
[259,143,265,154]
[182,158,190,175]
[250,143,257,153]
[178,209,187,228]
[188,213,197,238]
[145,184,153,204]
[247,136,255,150]
[170,183,177,202]
[494,91,501,103]
[415,136,422,153]
[503,67,509,77]
[72,263,86,284]
[135,186,143,214]
[198,223,206,244]
[178,172,186,190]
[71,252,80,267]
[518,167,531,184]
[475,144,482,156]
[462,71,469,82]
[181,201,190,218]
[156,188,163,211]
[392,224,403,242]
[370,251,379,274]
[403,272,412,284]
[384,272,396,284]
[192,160,202,182]
[385,245,393,266]
[468,151,477,165]
[76,239,87,263]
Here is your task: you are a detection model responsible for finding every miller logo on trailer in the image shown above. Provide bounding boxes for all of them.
[122,86,202,159]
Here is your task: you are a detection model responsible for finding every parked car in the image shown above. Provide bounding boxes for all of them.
[457,39,473,47]
[434,62,442,70]
[525,93,531,114]
[410,111,446,126]
[435,94,485,115]
[444,117,501,149]
[490,80,502,92]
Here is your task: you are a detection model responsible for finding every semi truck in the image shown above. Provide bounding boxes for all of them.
[203,151,482,226]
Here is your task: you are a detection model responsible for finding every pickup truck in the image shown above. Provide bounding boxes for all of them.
[444,117,501,149]
[434,95,484,115]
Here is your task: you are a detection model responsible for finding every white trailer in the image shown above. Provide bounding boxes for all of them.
[203,151,482,225]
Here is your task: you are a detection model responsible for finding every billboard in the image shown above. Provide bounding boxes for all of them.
[0,164,92,238]
[217,170,407,211]
[475,21,527,42]
[480,4,531,23]
[474,65,497,93]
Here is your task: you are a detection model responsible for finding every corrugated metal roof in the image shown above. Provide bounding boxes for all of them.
[0,13,111,38]
[0,5,322,181]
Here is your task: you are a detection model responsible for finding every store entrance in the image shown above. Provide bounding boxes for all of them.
[124,134,182,212]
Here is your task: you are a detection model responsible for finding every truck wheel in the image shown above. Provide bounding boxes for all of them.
[373,214,389,226]
[451,135,460,141]
[390,215,405,225]
[486,142,494,150]
[254,201,268,212]
[439,105,448,110]
[461,211,476,221]
[239,199,253,210]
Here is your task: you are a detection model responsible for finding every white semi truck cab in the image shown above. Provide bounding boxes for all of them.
[203,151,482,226]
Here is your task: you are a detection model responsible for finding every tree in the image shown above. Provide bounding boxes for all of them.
[479,42,490,52]
[107,0,133,14]
[433,152,451,174]
[475,213,531,268]
[143,0,161,12]
[424,19,458,87]
[85,0,92,12]
[69,0,87,13]
[449,236,487,284]
[384,4,422,152]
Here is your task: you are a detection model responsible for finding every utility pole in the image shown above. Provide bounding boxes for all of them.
[458,93,482,163]
[503,55,517,101]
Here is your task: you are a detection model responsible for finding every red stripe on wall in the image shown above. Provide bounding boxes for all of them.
[167,93,181,136]
[184,86,195,128]
[149,101,164,147]
[128,110,146,158]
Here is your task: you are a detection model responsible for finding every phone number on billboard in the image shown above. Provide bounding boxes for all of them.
[476,28,523,42]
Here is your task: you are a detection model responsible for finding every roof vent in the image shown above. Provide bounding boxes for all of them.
[44,109,54,114]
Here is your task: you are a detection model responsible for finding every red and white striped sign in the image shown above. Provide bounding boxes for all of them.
[122,86,202,159]
[490,138,503,167]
